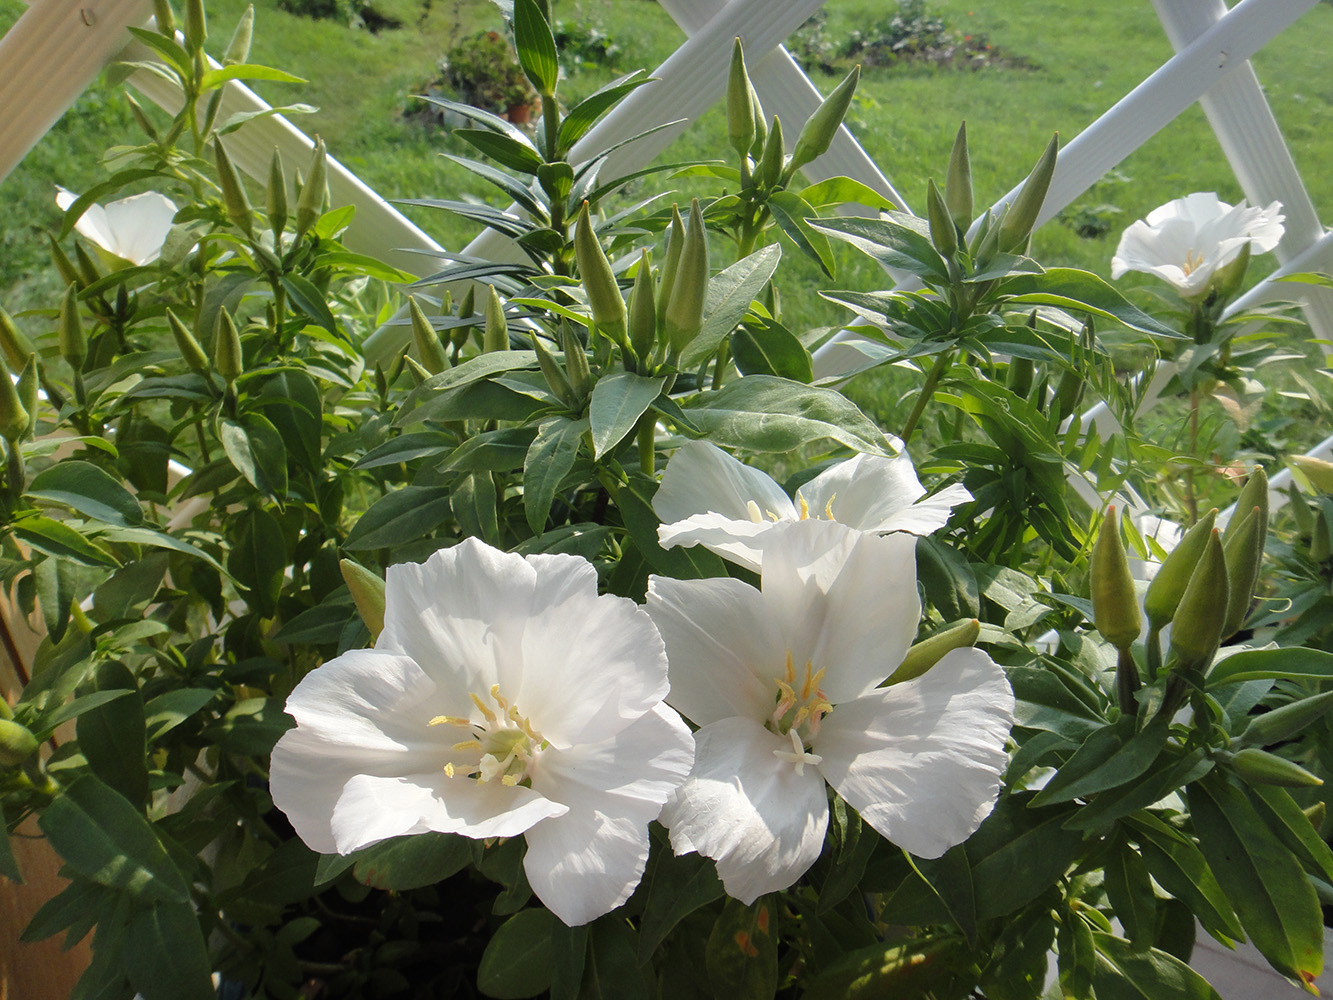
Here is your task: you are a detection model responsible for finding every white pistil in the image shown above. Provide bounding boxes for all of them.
[773,727,823,776]
[430,685,543,785]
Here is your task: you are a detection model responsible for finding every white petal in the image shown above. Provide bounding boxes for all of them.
[524,704,694,924]
[99,191,178,264]
[646,575,784,727]
[799,453,969,535]
[660,717,828,904]
[760,522,921,702]
[656,512,771,572]
[816,648,1014,859]
[653,440,795,525]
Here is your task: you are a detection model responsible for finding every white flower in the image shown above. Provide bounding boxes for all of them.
[1110,192,1284,299]
[653,440,972,573]
[646,520,1014,904]
[55,186,178,266]
[269,538,694,926]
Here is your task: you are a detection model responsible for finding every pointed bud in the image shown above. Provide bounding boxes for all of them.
[166,308,209,371]
[0,308,34,373]
[627,250,657,364]
[1221,506,1262,640]
[267,148,288,238]
[17,356,38,439]
[408,296,449,374]
[574,203,627,345]
[214,140,253,236]
[72,242,102,287]
[971,206,1003,268]
[483,285,508,354]
[789,65,859,174]
[1211,241,1251,305]
[1008,350,1034,398]
[1305,801,1327,830]
[47,233,82,290]
[296,138,327,239]
[1314,511,1332,563]
[404,355,430,387]
[1225,466,1269,553]
[531,333,577,408]
[125,93,159,142]
[889,619,980,685]
[224,5,254,65]
[1167,529,1228,672]
[925,178,957,257]
[1145,508,1217,632]
[561,324,591,402]
[1241,689,1333,748]
[1053,366,1084,421]
[748,79,767,159]
[945,122,973,229]
[656,205,686,332]
[184,0,206,52]
[214,309,243,382]
[1231,748,1324,789]
[1291,455,1333,495]
[153,0,175,36]
[58,283,86,371]
[998,133,1058,254]
[0,719,37,767]
[727,38,756,160]
[664,199,708,354]
[1288,484,1314,537]
[339,559,385,642]
[1091,507,1141,651]
[755,116,785,190]
[0,356,27,445]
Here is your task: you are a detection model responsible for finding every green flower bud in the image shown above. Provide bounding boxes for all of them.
[1167,529,1228,672]
[0,356,28,445]
[214,310,243,382]
[339,559,385,642]
[1091,506,1141,651]
[1240,689,1333,748]
[1230,747,1324,789]
[483,285,508,354]
[0,308,34,373]
[1144,508,1217,632]
[970,207,1002,268]
[888,619,980,685]
[17,356,39,439]
[1221,506,1262,640]
[166,308,209,372]
[267,148,288,239]
[749,80,767,159]
[125,93,160,142]
[408,296,449,375]
[72,242,101,287]
[296,137,327,239]
[1007,356,1034,397]
[0,719,37,767]
[727,38,756,160]
[789,65,860,175]
[998,132,1059,254]
[1314,512,1332,563]
[47,233,82,290]
[1226,465,1269,552]
[530,332,576,409]
[1288,484,1314,536]
[184,0,206,52]
[574,203,627,345]
[224,5,254,65]
[1053,366,1084,421]
[1291,455,1333,495]
[925,178,957,258]
[1210,241,1251,304]
[58,283,86,371]
[755,116,785,191]
[561,324,591,402]
[664,199,708,354]
[403,355,430,387]
[153,0,175,36]
[1305,801,1326,830]
[656,205,686,333]
[945,121,973,230]
[627,250,657,364]
[214,140,253,236]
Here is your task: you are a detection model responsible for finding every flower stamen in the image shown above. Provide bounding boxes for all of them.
[434,686,543,785]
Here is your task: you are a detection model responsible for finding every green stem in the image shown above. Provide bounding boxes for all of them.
[1185,386,1200,526]
[900,349,954,445]
[541,92,560,163]
[1115,646,1140,718]
[1146,624,1163,681]
[636,412,656,476]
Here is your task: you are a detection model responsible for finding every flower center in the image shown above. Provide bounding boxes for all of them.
[767,652,831,776]
[744,492,838,524]
[1182,248,1205,276]
[429,685,545,787]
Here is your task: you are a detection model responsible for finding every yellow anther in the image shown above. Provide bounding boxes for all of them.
[1183,249,1204,276]
[802,664,826,700]
[798,494,810,520]
[767,510,781,522]
[470,692,498,724]
[452,739,483,752]
[746,499,764,524]
[791,705,810,729]
[501,774,519,787]
[784,651,796,684]
[490,684,509,711]
[823,494,836,520]
[443,762,456,778]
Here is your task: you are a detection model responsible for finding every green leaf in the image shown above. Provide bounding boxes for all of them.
[1000,268,1182,339]
[1064,748,1213,833]
[439,427,537,473]
[732,318,814,383]
[258,369,323,473]
[123,902,215,1000]
[279,273,340,337]
[681,244,782,368]
[32,690,132,738]
[557,71,652,154]
[637,840,724,961]
[351,833,473,891]
[811,213,948,283]
[1030,716,1169,806]
[616,473,728,581]
[454,128,545,175]
[1246,783,1333,885]
[904,844,977,946]
[143,689,216,744]
[22,878,105,942]
[452,471,500,544]
[353,432,456,470]
[203,697,294,757]
[1104,841,1158,948]
[513,0,558,95]
[38,775,190,904]
[238,837,321,905]
[1126,812,1243,941]
[219,415,287,501]
[1090,933,1224,1000]
[1188,774,1323,983]
[0,801,19,883]
[444,154,549,222]
[33,556,78,643]
[684,375,896,455]
[915,536,980,620]
[705,896,780,1000]
[800,176,900,211]
[816,798,880,915]
[199,63,304,90]
[1206,646,1333,686]
[28,461,142,526]
[55,167,164,239]
[227,507,286,617]
[271,602,354,645]
[477,907,560,999]
[589,372,665,459]
[966,795,1084,921]
[15,517,118,567]
[343,485,452,550]
[768,190,835,277]
[580,918,650,999]
[397,351,540,423]
[524,416,588,532]
[76,661,148,807]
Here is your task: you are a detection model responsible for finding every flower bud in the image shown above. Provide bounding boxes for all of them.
[1314,512,1332,564]
[925,178,957,258]
[72,242,102,288]
[531,332,576,408]
[224,4,254,65]
[153,0,175,36]
[17,356,38,439]
[945,122,973,230]
[483,285,509,354]
[971,207,1003,268]
[0,719,37,767]
[1053,366,1084,421]
[1240,689,1333,748]
[789,65,859,174]
[1231,748,1324,789]
[561,324,591,402]
[214,140,253,236]
[0,308,34,373]
[166,308,209,372]
[1225,465,1269,552]
[403,355,430,387]
[1221,506,1262,640]
[125,93,160,142]
[727,38,756,160]
[58,283,86,371]
[47,234,82,291]
[748,80,767,159]
[1144,508,1217,632]
[1291,455,1333,495]
[184,0,206,52]
[1167,529,1228,672]
[755,116,785,191]
[888,619,980,685]
[998,132,1059,254]
[214,309,243,382]
[409,296,450,375]
[574,203,627,345]
[1091,506,1141,651]
[340,559,385,642]
[296,137,327,239]
[267,148,288,239]
[1007,356,1034,397]
[664,199,708,354]
[627,250,657,364]
[656,205,686,333]
[1210,241,1251,305]
[1288,484,1314,536]
[1304,801,1326,830]
[0,356,28,445]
